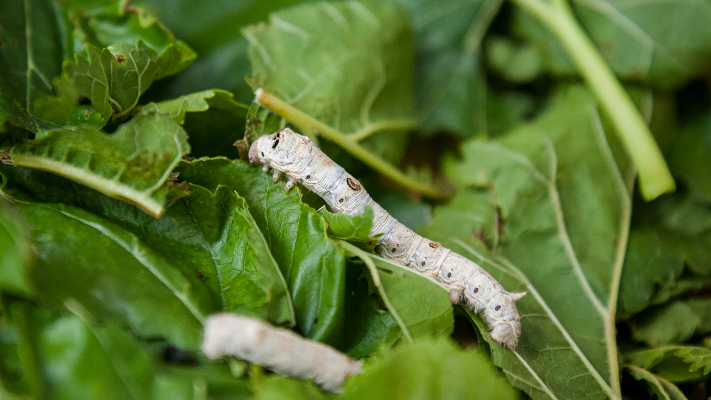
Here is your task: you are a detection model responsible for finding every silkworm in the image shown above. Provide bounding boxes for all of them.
[202,313,362,393]
[249,129,526,348]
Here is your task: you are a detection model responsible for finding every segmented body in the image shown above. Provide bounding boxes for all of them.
[202,314,361,392]
[249,129,525,347]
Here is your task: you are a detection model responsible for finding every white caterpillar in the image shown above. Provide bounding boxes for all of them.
[249,129,526,347]
[202,313,362,393]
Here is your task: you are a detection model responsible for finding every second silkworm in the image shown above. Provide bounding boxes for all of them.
[202,313,362,393]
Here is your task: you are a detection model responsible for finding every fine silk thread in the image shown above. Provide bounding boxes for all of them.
[249,129,526,347]
[202,314,362,393]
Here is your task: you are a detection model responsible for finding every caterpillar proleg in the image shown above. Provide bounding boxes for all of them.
[249,129,526,347]
[202,314,362,393]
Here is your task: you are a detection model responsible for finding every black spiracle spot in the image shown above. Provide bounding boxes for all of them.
[421,261,425,266]
[306,174,311,179]
[473,288,479,293]
[338,198,344,203]
[261,152,265,157]
[495,305,501,311]
[271,139,279,149]
[447,272,452,278]
[391,248,396,253]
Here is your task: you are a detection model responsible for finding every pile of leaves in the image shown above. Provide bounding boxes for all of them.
[1,0,711,399]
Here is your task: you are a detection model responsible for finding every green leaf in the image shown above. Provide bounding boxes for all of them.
[175,158,348,346]
[244,101,286,144]
[319,206,375,242]
[120,184,296,325]
[0,165,296,327]
[0,0,68,131]
[153,41,198,79]
[26,2,197,128]
[10,112,190,217]
[423,86,630,399]
[40,310,156,400]
[0,320,24,395]
[650,277,711,306]
[669,111,711,202]
[627,192,711,279]
[341,263,400,358]
[625,365,688,400]
[366,255,454,339]
[686,299,711,335]
[655,197,711,276]
[131,0,303,102]
[340,242,454,341]
[62,0,196,77]
[244,0,415,163]
[485,89,537,137]
[392,0,501,136]
[59,42,160,121]
[675,347,711,376]
[19,202,206,349]
[631,299,711,346]
[631,302,696,346]
[98,41,159,118]
[0,301,45,398]
[617,229,685,319]
[34,40,195,130]
[2,299,252,400]
[342,338,519,400]
[0,200,33,296]
[3,302,48,399]
[625,346,711,383]
[32,71,108,129]
[255,376,331,400]
[151,361,252,400]
[513,0,711,88]
[0,387,26,400]
[141,89,250,158]
[142,89,247,125]
[485,35,542,84]
[0,0,195,131]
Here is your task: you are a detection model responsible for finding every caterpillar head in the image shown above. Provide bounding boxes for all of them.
[483,291,526,348]
[249,128,307,165]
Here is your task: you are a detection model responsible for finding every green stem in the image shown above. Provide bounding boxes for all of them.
[510,0,675,201]
[350,119,419,142]
[338,240,414,343]
[10,302,45,399]
[256,89,447,200]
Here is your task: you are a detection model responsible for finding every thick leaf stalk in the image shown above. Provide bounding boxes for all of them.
[511,0,675,200]
[255,89,447,200]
